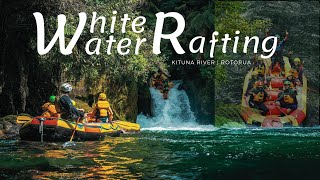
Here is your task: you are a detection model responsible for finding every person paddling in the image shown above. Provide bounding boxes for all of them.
[91,93,114,123]
[57,83,85,121]
[247,81,269,115]
[274,80,298,115]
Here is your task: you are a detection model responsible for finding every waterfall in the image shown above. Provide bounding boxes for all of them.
[137,81,214,131]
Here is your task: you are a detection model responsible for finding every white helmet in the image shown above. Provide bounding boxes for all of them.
[61,83,72,93]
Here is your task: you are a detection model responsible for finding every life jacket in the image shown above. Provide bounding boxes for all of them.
[95,100,110,117]
[54,95,70,118]
[253,92,265,102]
[290,82,295,88]
[283,94,295,104]
[272,62,282,73]
[289,68,299,78]
[41,102,58,117]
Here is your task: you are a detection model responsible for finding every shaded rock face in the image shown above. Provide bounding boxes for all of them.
[0,1,58,117]
[138,83,152,116]
[184,78,214,124]
[104,80,139,123]
[216,1,319,126]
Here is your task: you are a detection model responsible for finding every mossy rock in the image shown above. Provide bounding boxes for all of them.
[73,98,92,113]
[0,115,17,124]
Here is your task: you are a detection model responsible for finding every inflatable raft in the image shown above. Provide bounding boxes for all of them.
[19,116,121,141]
[241,57,307,127]
[85,114,141,134]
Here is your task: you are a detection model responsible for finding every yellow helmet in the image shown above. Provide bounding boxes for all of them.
[294,58,301,63]
[99,93,107,100]
[71,100,76,106]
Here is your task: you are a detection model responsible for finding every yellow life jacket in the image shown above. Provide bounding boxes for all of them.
[95,100,110,117]
[283,95,294,104]
[41,102,58,117]
[290,82,295,88]
[253,92,265,102]
[289,69,299,78]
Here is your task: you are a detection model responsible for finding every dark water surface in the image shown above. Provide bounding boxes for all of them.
[0,128,320,179]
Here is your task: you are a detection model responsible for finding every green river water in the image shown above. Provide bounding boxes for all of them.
[0,127,319,179]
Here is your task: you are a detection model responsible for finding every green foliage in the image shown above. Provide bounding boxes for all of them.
[33,0,166,89]
[214,1,271,79]
[214,104,246,127]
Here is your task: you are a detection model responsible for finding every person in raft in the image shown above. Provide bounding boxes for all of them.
[266,30,288,73]
[57,83,85,120]
[91,93,113,123]
[286,74,302,88]
[71,100,85,112]
[247,81,269,115]
[290,57,304,84]
[275,80,298,115]
[251,56,268,85]
[41,95,58,117]
[162,79,170,99]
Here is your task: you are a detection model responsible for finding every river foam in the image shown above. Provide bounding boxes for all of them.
[137,80,215,131]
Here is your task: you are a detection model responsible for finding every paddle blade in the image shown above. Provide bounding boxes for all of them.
[62,141,77,148]
[16,116,32,124]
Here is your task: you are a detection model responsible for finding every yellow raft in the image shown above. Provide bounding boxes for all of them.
[17,116,140,141]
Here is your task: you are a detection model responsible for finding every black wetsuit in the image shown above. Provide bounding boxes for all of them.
[276,89,298,111]
[59,95,84,120]
[248,87,269,115]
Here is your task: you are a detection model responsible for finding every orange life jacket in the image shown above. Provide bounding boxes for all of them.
[289,68,299,78]
[41,102,58,117]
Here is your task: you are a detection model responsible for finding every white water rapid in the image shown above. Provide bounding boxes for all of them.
[137,81,215,131]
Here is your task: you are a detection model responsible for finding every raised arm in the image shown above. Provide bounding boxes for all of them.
[283,31,289,42]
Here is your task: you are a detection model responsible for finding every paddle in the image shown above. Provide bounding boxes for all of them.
[69,117,81,142]
[274,103,297,125]
[16,116,32,124]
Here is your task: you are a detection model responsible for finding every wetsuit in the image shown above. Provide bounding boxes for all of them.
[248,87,269,115]
[275,89,298,111]
[59,95,84,120]
[270,36,288,70]
[291,64,303,84]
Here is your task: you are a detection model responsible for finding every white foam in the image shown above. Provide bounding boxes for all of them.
[141,126,216,131]
[137,81,214,131]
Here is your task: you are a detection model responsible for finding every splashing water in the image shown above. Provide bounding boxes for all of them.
[137,81,215,131]
[62,141,77,148]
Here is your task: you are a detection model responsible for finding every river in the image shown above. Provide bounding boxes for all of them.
[1,128,320,179]
[1,83,319,179]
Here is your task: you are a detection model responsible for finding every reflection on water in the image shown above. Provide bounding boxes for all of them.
[1,128,320,179]
[90,137,143,179]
